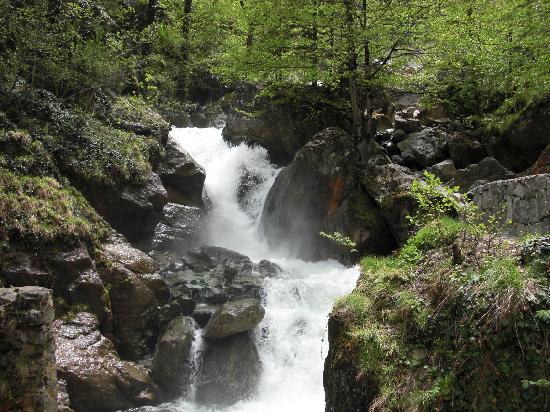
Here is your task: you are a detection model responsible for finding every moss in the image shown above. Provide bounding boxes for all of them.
[0,169,109,248]
[335,227,550,411]
[110,96,170,140]
[0,129,60,178]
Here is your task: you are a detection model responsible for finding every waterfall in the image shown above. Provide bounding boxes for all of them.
[151,127,359,412]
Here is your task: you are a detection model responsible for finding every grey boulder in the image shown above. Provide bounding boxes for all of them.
[397,127,448,168]
[203,299,265,339]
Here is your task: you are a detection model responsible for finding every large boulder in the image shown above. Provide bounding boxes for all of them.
[481,97,550,172]
[55,312,160,412]
[203,299,265,339]
[447,132,487,169]
[195,333,262,406]
[394,114,422,134]
[260,128,395,262]
[161,246,266,304]
[397,127,448,168]
[523,143,550,176]
[359,141,416,246]
[0,287,57,412]
[90,172,168,246]
[157,136,206,206]
[151,316,195,400]
[223,85,352,165]
[427,159,457,182]
[451,157,515,192]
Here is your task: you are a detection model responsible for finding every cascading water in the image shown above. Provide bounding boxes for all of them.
[150,127,359,412]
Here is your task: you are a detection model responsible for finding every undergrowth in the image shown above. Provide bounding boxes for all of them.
[334,173,550,411]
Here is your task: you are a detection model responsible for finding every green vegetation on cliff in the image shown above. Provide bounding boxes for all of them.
[332,175,550,411]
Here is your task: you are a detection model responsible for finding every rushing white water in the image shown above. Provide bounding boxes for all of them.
[153,127,359,412]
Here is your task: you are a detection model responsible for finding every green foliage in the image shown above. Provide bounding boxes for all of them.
[320,231,358,253]
[333,173,550,410]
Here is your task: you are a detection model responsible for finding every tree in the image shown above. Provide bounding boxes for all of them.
[209,0,433,140]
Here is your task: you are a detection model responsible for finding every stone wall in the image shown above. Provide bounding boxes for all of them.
[471,174,550,235]
[0,286,57,411]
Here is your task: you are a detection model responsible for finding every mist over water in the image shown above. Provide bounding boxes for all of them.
[153,128,359,412]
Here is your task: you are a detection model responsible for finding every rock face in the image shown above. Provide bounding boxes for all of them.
[451,157,515,192]
[2,244,112,333]
[99,235,170,360]
[222,85,352,165]
[161,246,266,304]
[397,127,448,168]
[324,314,376,412]
[203,299,265,339]
[55,312,160,412]
[360,141,416,246]
[90,172,168,246]
[151,316,195,400]
[261,127,396,262]
[157,136,206,206]
[195,333,262,406]
[0,287,57,412]
[471,174,550,235]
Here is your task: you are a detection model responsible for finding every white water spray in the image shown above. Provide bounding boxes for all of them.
[153,128,359,412]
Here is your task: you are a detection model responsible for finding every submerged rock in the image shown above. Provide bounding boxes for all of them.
[161,246,267,304]
[195,333,262,406]
[203,299,265,339]
[55,312,160,412]
[260,127,395,262]
[151,316,195,400]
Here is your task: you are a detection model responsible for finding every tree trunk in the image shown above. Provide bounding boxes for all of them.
[144,0,160,27]
[343,0,363,141]
[178,0,193,99]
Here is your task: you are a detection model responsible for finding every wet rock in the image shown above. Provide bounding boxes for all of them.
[161,246,266,304]
[91,172,168,245]
[55,312,160,412]
[203,299,265,339]
[45,244,111,330]
[260,127,395,262]
[451,157,515,192]
[151,203,204,254]
[448,132,487,169]
[195,333,262,406]
[237,166,267,219]
[397,127,448,168]
[151,316,195,400]
[427,159,457,182]
[0,287,57,412]
[193,304,217,327]
[256,259,282,278]
[98,263,161,360]
[102,234,157,274]
[57,379,75,412]
[158,296,196,328]
[157,136,206,206]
